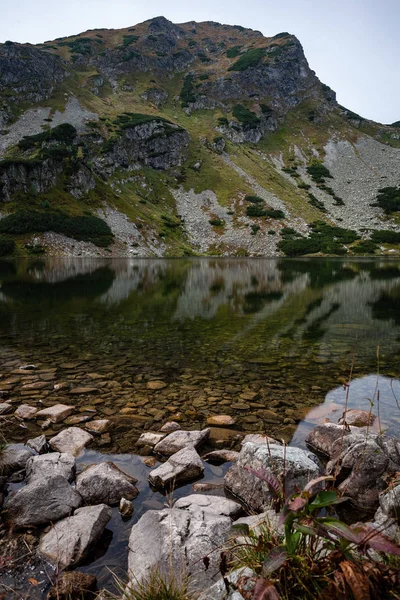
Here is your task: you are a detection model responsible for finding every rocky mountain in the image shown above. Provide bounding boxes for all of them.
[0,16,399,258]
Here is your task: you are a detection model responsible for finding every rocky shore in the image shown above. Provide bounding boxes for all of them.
[1,399,400,599]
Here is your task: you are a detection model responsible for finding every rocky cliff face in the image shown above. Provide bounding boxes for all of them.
[0,17,399,258]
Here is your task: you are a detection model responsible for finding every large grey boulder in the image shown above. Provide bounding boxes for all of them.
[49,427,93,456]
[4,475,81,528]
[198,567,255,600]
[153,428,210,456]
[0,444,33,477]
[76,462,138,505]
[148,447,204,488]
[39,504,112,568]
[305,423,355,457]
[224,442,322,512]
[174,494,242,519]
[128,508,232,591]
[26,452,76,483]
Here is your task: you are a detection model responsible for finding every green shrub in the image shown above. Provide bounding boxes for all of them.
[226,45,242,58]
[198,73,209,81]
[260,104,273,116]
[122,34,138,47]
[0,211,113,247]
[209,218,224,226]
[246,205,266,217]
[306,161,333,183]
[352,239,378,254]
[217,117,229,126]
[245,195,264,203]
[228,47,265,71]
[265,209,285,219]
[371,230,400,244]
[18,123,77,151]
[232,104,260,129]
[0,236,15,256]
[115,113,172,129]
[298,182,311,190]
[278,221,359,256]
[308,193,326,211]
[268,230,276,235]
[372,186,400,214]
[250,224,260,235]
[180,74,196,106]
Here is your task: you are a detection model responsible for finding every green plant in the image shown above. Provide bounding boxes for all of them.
[245,195,264,204]
[229,471,400,599]
[0,236,15,256]
[226,45,242,58]
[352,239,378,254]
[180,75,196,106]
[306,161,333,184]
[112,568,193,600]
[209,218,224,227]
[246,205,266,217]
[228,47,265,71]
[372,186,400,215]
[232,104,260,129]
[371,230,400,244]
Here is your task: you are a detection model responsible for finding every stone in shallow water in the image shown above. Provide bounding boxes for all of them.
[148,447,204,488]
[85,419,110,434]
[137,431,166,447]
[5,475,81,528]
[159,421,181,433]
[207,415,236,426]
[39,504,112,568]
[119,497,134,517]
[154,428,210,456]
[49,427,93,456]
[69,387,99,395]
[204,449,239,464]
[241,434,280,446]
[0,403,12,415]
[26,434,48,454]
[14,404,38,419]
[26,452,76,483]
[146,380,167,390]
[35,404,74,423]
[76,462,138,505]
[339,409,376,427]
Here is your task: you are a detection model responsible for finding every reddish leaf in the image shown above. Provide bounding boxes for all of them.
[356,524,400,556]
[286,495,307,512]
[254,578,281,600]
[245,466,282,498]
[262,548,288,576]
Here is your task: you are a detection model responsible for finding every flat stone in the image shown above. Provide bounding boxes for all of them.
[0,444,33,476]
[39,504,112,568]
[137,432,166,447]
[128,508,232,590]
[5,475,81,528]
[76,462,138,505]
[14,404,38,419]
[48,572,97,600]
[193,482,224,492]
[22,381,49,390]
[65,414,92,425]
[204,450,239,464]
[306,423,356,457]
[49,427,93,457]
[339,409,376,427]
[35,404,74,424]
[146,381,167,390]
[85,419,110,434]
[69,387,99,395]
[143,456,158,468]
[225,442,322,512]
[148,447,204,488]
[207,415,236,426]
[26,452,76,483]
[174,494,242,518]
[0,403,12,415]
[154,428,210,456]
[159,421,181,433]
[241,434,281,446]
[26,435,48,454]
[231,403,250,410]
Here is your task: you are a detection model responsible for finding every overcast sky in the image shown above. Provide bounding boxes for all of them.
[0,0,398,124]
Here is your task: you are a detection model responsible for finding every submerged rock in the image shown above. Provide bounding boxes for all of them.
[5,475,81,528]
[85,419,111,434]
[128,508,232,590]
[305,422,354,457]
[154,428,210,456]
[26,452,76,483]
[204,449,239,464]
[339,409,376,427]
[14,404,38,419]
[159,421,181,433]
[76,462,138,505]
[148,447,204,488]
[207,415,236,426]
[0,403,12,415]
[225,442,321,512]
[39,504,112,568]
[119,497,134,517]
[35,404,74,423]
[49,427,93,456]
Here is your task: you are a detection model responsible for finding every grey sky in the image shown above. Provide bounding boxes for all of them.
[0,0,398,124]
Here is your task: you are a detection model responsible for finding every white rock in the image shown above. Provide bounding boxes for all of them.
[39,504,112,568]
[159,421,181,433]
[154,428,210,456]
[76,462,138,505]
[49,427,93,456]
[35,404,74,424]
[0,403,12,415]
[14,405,38,419]
[85,419,110,434]
[148,447,204,488]
[174,494,242,518]
[241,434,280,446]
[137,432,166,447]
[26,435,48,454]
[26,452,76,483]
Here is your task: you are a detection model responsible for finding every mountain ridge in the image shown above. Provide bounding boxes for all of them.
[0,16,399,258]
